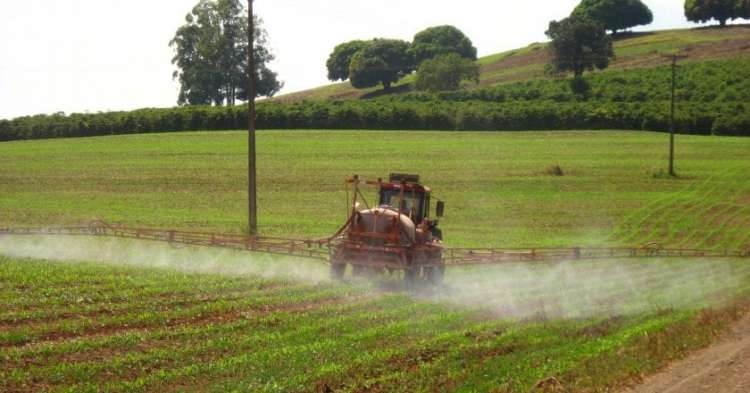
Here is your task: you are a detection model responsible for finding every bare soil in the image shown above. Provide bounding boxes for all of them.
[626,311,750,393]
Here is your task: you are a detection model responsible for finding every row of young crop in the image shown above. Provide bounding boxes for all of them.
[1,99,747,141]
[431,58,750,104]
[3,257,749,392]
[2,58,747,141]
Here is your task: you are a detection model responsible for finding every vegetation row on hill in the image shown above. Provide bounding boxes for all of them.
[1,58,748,141]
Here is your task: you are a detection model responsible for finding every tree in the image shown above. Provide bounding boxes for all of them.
[545,15,614,78]
[573,0,653,34]
[742,0,750,18]
[409,25,478,64]
[326,40,369,82]
[415,53,479,92]
[684,0,742,26]
[348,39,414,90]
[170,0,282,106]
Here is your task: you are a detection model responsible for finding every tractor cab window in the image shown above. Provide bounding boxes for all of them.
[380,189,425,222]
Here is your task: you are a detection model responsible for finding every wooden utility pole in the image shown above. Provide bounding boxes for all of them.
[668,54,687,177]
[247,0,257,235]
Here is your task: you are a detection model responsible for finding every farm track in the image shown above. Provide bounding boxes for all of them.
[626,309,750,393]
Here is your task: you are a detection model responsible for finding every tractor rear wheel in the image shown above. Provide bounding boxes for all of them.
[425,265,445,286]
[330,263,346,280]
[404,268,417,289]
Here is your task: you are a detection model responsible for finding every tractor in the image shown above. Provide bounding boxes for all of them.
[330,173,445,286]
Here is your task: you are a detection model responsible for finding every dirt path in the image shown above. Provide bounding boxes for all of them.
[626,312,750,393]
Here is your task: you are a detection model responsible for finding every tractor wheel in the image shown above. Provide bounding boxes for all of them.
[404,268,417,289]
[330,263,346,280]
[352,265,365,277]
[426,265,445,286]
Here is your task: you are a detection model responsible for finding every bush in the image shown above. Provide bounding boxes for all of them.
[712,115,750,136]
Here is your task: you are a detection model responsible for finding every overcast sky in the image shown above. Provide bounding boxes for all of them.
[0,0,713,119]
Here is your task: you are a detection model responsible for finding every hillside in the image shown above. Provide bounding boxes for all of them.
[3,26,750,142]
[274,25,750,102]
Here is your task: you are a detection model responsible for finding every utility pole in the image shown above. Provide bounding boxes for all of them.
[668,54,687,177]
[247,0,257,235]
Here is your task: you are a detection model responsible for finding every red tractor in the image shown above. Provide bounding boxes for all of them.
[330,174,445,286]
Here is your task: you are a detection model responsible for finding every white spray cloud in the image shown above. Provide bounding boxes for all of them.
[0,235,331,284]
[1,235,746,320]
[435,258,748,319]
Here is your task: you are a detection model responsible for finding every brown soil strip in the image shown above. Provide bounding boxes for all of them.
[0,283,288,330]
[2,294,375,363]
[624,310,750,393]
[0,293,369,352]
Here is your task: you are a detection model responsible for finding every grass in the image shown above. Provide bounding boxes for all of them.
[1,130,748,250]
[273,25,750,102]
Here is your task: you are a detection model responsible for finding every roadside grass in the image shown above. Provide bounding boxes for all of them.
[1,255,749,392]
[1,130,748,250]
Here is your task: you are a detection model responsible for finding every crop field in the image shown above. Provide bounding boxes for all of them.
[1,129,749,392]
[1,241,749,392]
[1,130,748,249]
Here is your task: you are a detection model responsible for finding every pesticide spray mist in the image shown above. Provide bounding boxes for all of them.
[435,258,748,319]
[0,235,331,284]
[1,235,746,319]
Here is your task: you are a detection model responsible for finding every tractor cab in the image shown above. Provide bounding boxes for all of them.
[331,173,446,285]
[378,173,442,226]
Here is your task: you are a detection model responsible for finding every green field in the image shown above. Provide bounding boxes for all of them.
[1,130,749,392]
[1,130,748,249]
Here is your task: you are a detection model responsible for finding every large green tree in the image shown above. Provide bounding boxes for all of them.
[170,0,282,106]
[348,39,414,90]
[409,25,478,64]
[545,14,614,78]
[415,53,479,92]
[684,0,743,26]
[573,0,653,34]
[326,40,369,82]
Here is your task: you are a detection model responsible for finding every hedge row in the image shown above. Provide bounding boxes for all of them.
[416,58,750,104]
[1,99,747,141]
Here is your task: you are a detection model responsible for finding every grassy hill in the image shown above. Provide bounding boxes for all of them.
[274,25,750,102]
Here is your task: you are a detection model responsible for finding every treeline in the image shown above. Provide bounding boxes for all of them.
[1,59,748,141]
[2,99,747,141]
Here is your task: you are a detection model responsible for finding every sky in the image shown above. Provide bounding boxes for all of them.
[0,0,718,119]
